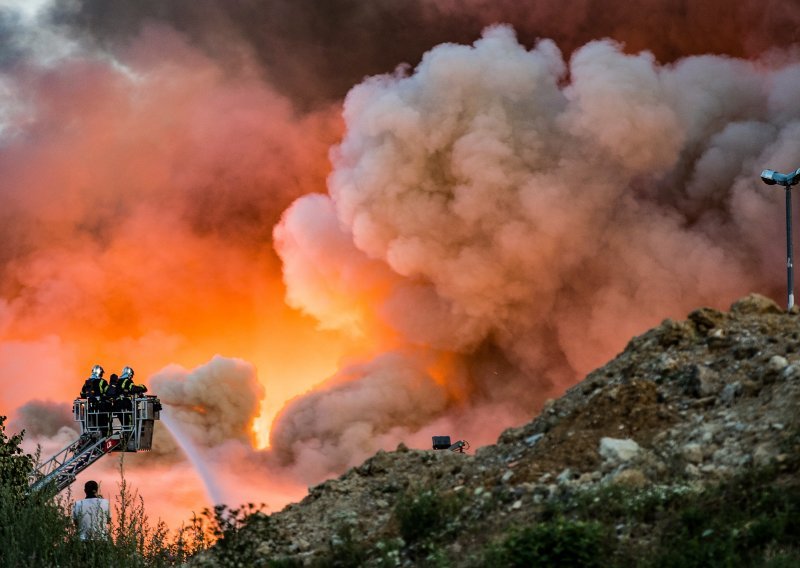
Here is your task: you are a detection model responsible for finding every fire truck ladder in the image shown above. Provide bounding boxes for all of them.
[28,433,125,494]
[28,395,161,494]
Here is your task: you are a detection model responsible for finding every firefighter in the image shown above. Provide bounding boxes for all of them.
[80,365,106,398]
[106,373,123,431]
[106,373,120,396]
[119,366,147,394]
[80,365,110,433]
[116,367,147,430]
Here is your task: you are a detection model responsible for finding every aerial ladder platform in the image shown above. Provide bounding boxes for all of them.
[28,395,161,494]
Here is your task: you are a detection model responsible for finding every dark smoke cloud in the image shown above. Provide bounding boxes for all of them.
[50,0,800,106]
[47,0,473,107]
[9,399,73,438]
[433,0,800,62]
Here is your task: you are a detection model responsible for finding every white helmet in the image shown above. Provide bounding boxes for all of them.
[120,366,134,380]
[91,365,104,379]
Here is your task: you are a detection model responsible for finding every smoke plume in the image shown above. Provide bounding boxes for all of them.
[270,26,800,469]
[152,356,263,448]
[269,353,450,478]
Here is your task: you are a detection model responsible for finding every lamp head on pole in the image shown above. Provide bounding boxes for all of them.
[761,168,800,186]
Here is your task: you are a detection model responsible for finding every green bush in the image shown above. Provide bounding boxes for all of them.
[196,502,274,566]
[652,465,800,568]
[393,487,459,544]
[0,416,215,567]
[310,525,369,568]
[484,518,609,568]
[0,415,76,567]
[761,553,800,568]
[0,415,34,499]
[544,480,697,527]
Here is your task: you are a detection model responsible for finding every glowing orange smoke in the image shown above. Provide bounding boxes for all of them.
[0,24,355,526]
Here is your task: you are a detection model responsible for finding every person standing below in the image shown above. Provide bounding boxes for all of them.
[72,480,111,541]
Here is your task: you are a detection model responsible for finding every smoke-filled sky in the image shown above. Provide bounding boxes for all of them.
[3,0,800,528]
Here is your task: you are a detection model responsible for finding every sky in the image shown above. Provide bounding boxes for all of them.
[2,0,800,529]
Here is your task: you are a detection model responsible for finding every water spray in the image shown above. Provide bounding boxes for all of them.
[160,410,226,506]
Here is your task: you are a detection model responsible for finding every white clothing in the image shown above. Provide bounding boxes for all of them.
[72,497,111,541]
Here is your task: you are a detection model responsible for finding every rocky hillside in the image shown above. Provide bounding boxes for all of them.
[193,294,800,567]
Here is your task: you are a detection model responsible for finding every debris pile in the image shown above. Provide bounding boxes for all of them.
[193,294,800,566]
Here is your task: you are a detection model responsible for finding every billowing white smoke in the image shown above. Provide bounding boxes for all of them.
[269,352,450,478]
[271,26,800,468]
[274,193,399,335]
[151,355,264,448]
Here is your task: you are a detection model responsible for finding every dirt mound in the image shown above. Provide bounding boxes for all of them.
[511,379,677,482]
[192,293,800,566]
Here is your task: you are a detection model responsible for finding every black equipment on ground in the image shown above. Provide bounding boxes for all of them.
[432,435,470,453]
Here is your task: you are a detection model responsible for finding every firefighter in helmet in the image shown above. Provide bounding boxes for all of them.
[80,365,111,433]
[115,366,147,429]
[119,366,147,395]
[80,365,106,397]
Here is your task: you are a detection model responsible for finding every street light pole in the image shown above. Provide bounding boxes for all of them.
[786,186,794,310]
[761,167,800,310]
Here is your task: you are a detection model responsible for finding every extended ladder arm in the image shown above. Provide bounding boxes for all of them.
[29,433,122,494]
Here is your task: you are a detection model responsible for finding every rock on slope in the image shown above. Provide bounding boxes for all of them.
[194,293,800,566]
